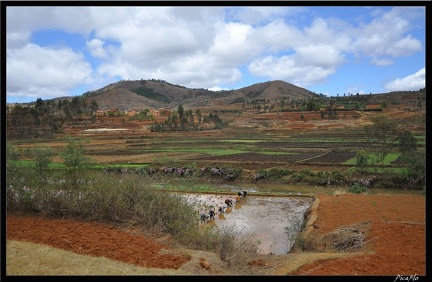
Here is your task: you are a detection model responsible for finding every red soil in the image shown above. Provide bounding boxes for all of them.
[6,193,426,276]
[292,193,426,276]
[6,216,191,270]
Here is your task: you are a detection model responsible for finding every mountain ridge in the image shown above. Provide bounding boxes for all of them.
[80,79,319,110]
[9,80,425,112]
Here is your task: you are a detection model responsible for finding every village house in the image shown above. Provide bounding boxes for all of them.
[126,108,137,117]
[106,108,119,116]
[159,108,171,116]
[150,109,160,117]
[95,109,105,117]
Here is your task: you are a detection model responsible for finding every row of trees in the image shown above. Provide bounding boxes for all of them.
[238,90,427,114]
[150,105,227,132]
[6,97,99,139]
[6,135,91,190]
[240,96,369,113]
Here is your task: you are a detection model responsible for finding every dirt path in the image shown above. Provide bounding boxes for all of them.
[6,193,426,276]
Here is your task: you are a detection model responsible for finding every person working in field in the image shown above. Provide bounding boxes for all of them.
[225,198,233,207]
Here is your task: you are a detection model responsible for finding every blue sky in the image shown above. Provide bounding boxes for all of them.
[5,5,426,103]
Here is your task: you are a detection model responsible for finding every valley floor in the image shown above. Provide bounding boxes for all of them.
[6,193,426,276]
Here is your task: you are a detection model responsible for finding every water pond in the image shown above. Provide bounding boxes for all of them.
[180,192,313,255]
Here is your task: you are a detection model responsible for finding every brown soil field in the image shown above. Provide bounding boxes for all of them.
[6,193,426,276]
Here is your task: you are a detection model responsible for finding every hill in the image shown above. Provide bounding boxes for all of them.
[81,79,319,110]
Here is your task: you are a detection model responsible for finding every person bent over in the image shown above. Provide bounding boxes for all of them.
[225,198,233,207]
[209,209,215,220]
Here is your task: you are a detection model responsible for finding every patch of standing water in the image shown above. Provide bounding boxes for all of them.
[181,193,313,255]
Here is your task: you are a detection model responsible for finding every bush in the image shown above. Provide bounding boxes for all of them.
[347,183,369,194]
[253,170,268,182]
[6,168,261,257]
[203,166,241,181]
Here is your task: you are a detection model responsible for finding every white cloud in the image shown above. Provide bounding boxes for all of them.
[210,22,258,65]
[7,44,93,100]
[248,54,336,87]
[5,6,425,102]
[86,39,107,58]
[385,68,425,91]
[6,7,96,38]
[225,6,305,26]
[389,35,422,57]
[251,19,302,52]
[352,7,422,59]
[370,57,394,66]
[6,31,31,48]
[296,44,346,68]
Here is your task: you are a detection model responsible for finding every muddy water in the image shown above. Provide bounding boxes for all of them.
[181,193,313,255]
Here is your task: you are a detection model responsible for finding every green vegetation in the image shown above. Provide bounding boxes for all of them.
[150,105,227,132]
[130,86,171,103]
[347,183,370,194]
[354,150,369,174]
[398,130,418,154]
[364,115,398,172]
[6,139,257,264]
[344,152,399,166]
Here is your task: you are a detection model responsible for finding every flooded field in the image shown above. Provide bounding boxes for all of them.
[180,192,313,255]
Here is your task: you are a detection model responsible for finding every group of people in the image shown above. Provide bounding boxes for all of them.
[199,191,248,224]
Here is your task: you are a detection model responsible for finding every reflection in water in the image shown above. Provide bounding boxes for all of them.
[183,193,313,255]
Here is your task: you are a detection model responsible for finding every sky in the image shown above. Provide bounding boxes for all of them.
[4,5,426,104]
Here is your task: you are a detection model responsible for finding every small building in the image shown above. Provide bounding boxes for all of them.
[106,108,119,116]
[127,109,137,117]
[150,109,160,117]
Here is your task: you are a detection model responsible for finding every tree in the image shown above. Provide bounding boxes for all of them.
[178,105,184,120]
[171,113,179,131]
[35,98,44,110]
[355,150,370,174]
[306,98,317,111]
[89,99,98,112]
[59,136,91,189]
[187,109,194,128]
[364,115,398,172]
[401,154,425,188]
[195,109,202,125]
[398,130,417,155]
[70,96,81,113]
[6,142,20,188]
[31,145,53,179]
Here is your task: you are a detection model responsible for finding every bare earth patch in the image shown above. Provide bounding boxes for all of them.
[290,193,426,276]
